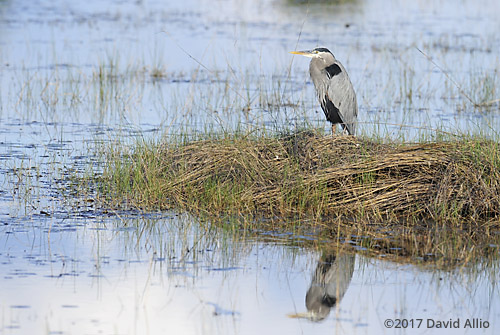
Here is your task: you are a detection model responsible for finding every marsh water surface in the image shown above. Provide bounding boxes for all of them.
[1,0,499,334]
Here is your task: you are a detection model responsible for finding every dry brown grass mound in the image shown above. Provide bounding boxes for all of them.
[121,131,499,227]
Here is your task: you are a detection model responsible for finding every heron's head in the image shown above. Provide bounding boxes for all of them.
[290,47,335,68]
[290,47,334,60]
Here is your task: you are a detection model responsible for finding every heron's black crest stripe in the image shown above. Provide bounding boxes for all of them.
[314,47,332,54]
[325,64,342,78]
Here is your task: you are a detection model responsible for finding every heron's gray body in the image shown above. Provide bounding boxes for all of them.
[291,47,358,135]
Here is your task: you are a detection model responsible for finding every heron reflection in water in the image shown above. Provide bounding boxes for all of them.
[289,252,355,321]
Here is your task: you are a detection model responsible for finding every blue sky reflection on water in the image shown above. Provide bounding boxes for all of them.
[0,0,500,334]
[0,214,498,334]
[1,0,500,137]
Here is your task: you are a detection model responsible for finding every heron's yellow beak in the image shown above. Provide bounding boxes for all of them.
[287,312,315,319]
[289,50,314,57]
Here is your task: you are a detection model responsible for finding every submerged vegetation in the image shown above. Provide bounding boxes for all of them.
[87,130,500,267]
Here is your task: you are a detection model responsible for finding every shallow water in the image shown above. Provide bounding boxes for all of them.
[1,0,500,137]
[1,0,500,334]
[1,213,498,334]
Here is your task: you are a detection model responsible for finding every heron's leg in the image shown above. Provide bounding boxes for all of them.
[339,123,351,136]
[331,124,336,136]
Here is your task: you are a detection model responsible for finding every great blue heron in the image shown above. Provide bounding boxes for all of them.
[290,47,358,135]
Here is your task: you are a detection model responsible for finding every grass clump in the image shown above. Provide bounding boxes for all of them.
[88,130,500,267]
[96,130,500,227]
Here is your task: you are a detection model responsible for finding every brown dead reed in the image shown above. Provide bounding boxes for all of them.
[102,131,500,228]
